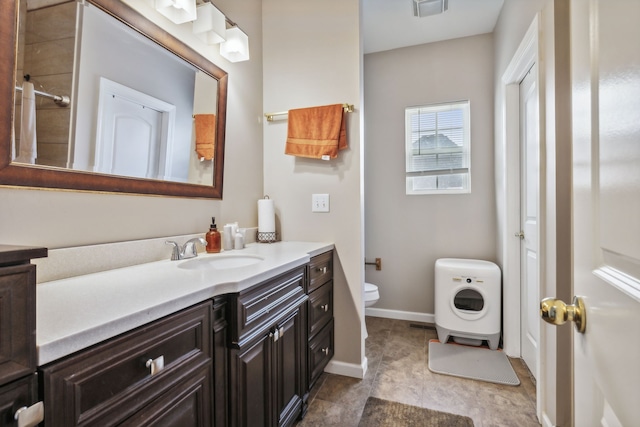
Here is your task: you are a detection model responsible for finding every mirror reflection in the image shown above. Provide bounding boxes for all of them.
[11,0,223,188]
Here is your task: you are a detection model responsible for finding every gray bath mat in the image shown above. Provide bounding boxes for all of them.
[428,340,520,386]
[358,397,474,427]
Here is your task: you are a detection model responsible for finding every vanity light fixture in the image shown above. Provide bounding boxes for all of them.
[220,26,250,62]
[155,0,197,24]
[412,0,448,17]
[192,2,226,45]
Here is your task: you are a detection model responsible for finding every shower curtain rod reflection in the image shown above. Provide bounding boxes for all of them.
[264,103,354,122]
[15,85,70,107]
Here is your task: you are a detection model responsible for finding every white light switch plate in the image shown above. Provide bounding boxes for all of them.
[312,194,330,212]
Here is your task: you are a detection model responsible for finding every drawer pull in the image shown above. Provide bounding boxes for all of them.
[320,304,329,312]
[272,326,285,342]
[321,347,330,355]
[316,266,327,274]
[14,402,44,427]
[145,355,165,376]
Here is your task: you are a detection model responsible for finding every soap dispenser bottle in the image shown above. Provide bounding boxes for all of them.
[206,217,221,253]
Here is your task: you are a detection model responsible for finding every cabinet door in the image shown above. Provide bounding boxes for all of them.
[274,307,305,427]
[0,265,35,386]
[0,374,38,427]
[229,332,273,427]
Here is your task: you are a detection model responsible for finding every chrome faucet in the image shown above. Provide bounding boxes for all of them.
[165,238,206,261]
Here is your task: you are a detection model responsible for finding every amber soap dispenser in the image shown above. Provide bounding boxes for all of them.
[206,217,221,253]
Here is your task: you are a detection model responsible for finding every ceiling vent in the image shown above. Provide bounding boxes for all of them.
[413,0,449,17]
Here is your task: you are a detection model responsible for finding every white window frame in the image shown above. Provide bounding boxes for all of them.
[404,100,471,195]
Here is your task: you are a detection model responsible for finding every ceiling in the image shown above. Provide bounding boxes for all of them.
[363,0,505,54]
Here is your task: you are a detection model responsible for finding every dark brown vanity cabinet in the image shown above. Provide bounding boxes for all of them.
[18,247,335,427]
[227,267,308,427]
[306,251,334,389]
[40,301,214,427]
[0,245,47,427]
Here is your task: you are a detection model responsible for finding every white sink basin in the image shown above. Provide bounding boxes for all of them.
[178,254,265,270]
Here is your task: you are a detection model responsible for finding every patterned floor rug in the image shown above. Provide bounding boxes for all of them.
[358,397,474,427]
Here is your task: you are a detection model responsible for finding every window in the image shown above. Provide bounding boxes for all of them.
[405,100,470,194]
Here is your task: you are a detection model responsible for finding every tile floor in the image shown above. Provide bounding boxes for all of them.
[297,316,540,427]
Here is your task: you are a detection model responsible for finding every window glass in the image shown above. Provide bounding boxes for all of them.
[405,101,470,194]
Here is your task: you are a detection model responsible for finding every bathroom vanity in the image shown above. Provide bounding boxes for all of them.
[0,245,47,427]
[23,241,334,427]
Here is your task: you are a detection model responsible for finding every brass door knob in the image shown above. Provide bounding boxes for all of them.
[540,296,586,333]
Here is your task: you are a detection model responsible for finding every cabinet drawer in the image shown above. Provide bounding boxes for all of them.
[308,251,332,294]
[119,363,212,427]
[41,302,212,427]
[0,265,36,387]
[230,267,306,345]
[0,374,38,426]
[308,280,333,337]
[308,319,334,388]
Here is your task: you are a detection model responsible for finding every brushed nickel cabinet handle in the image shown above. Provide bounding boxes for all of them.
[14,402,44,427]
[145,355,165,376]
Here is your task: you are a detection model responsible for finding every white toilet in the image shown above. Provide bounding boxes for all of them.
[364,282,380,307]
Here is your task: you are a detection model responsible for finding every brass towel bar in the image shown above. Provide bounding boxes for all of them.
[264,103,354,122]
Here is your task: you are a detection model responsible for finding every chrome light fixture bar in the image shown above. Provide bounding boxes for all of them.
[413,0,449,17]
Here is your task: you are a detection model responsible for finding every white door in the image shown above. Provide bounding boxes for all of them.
[569,1,640,425]
[519,65,539,380]
[94,77,176,180]
[103,96,162,178]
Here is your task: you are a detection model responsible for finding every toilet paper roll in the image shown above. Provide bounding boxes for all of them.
[258,198,275,233]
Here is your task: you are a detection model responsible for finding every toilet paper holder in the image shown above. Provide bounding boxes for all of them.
[257,231,277,243]
[365,258,382,271]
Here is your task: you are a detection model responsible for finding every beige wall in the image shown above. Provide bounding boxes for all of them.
[363,34,496,316]
[262,0,364,370]
[0,0,264,249]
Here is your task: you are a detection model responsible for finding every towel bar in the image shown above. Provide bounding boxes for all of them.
[264,103,354,122]
[15,85,70,107]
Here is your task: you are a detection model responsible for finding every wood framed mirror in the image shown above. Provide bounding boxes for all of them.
[0,0,228,199]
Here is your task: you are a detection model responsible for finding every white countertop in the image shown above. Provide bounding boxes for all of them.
[37,241,334,366]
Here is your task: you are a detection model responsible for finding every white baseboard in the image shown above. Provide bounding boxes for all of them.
[365,307,434,324]
[324,356,368,379]
[541,413,555,427]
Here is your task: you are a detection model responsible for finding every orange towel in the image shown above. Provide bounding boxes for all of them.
[285,104,347,159]
[194,114,216,161]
